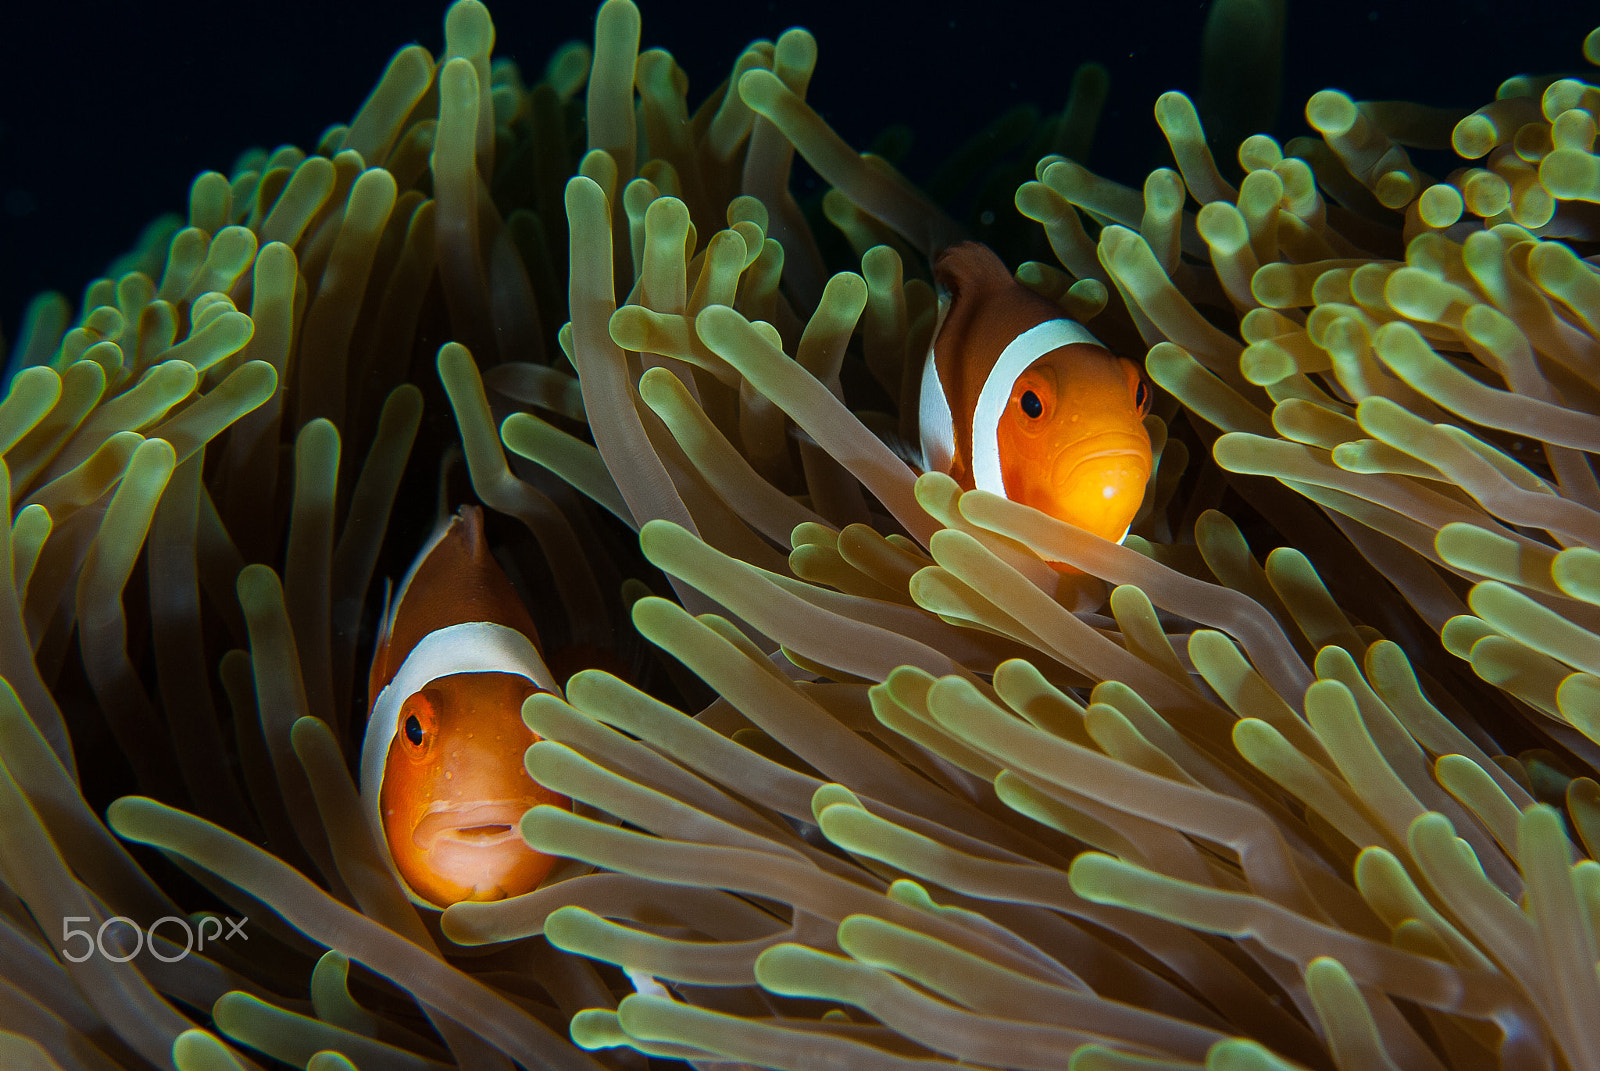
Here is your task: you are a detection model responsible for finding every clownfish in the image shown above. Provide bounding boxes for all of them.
[360,505,568,908]
[919,242,1153,551]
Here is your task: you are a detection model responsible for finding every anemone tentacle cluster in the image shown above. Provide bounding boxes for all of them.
[2,1,1600,1070]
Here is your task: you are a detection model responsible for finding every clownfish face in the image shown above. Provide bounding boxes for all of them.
[378,671,566,906]
[994,348,1153,546]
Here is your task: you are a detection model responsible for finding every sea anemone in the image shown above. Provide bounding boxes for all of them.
[4,1,1600,1069]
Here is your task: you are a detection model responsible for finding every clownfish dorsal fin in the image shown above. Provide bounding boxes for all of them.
[385,516,454,632]
[380,442,468,647]
[379,505,543,687]
[933,241,1020,301]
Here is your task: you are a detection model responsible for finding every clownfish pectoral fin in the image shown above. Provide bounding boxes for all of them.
[368,580,394,707]
[367,577,395,702]
[366,634,390,710]
[884,431,927,474]
[625,969,672,1000]
[377,576,394,645]
[434,443,464,528]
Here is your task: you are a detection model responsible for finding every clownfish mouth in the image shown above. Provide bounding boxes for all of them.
[1051,432,1151,479]
[1046,435,1152,543]
[410,800,537,852]
[1060,446,1148,477]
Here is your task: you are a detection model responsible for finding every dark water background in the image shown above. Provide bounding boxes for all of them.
[0,0,1594,341]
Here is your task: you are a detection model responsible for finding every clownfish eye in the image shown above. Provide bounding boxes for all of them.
[397,690,439,759]
[1019,390,1043,419]
[1135,381,1149,412]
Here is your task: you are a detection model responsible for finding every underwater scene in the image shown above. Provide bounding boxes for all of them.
[4,0,1600,1068]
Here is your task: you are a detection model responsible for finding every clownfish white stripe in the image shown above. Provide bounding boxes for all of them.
[969,318,1103,497]
[918,339,956,474]
[918,299,956,474]
[360,619,557,890]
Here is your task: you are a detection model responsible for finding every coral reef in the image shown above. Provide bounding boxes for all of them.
[3,1,1600,1069]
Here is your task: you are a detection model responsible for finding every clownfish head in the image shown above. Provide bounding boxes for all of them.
[378,671,566,907]
[995,344,1153,547]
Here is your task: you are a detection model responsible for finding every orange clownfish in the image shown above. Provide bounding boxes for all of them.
[360,505,568,908]
[919,242,1153,551]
